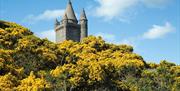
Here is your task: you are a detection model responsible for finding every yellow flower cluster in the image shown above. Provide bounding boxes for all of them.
[0,21,179,90]
[16,71,52,91]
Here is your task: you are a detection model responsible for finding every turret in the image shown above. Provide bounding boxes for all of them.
[61,13,68,24]
[55,18,60,27]
[55,0,88,43]
[80,8,88,41]
[65,0,78,24]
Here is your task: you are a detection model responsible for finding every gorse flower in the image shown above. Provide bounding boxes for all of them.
[0,20,179,91]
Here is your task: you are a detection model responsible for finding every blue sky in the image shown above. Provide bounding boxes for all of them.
[0,0,180,64]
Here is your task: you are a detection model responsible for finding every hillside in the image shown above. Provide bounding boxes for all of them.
[0,20,179,91]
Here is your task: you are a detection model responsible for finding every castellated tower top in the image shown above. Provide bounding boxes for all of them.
[55,0,88,43]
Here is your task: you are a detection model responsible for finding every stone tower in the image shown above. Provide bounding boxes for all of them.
[55,0,88,43]
[80,8,88,41]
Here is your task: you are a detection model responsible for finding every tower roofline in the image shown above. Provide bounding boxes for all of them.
[68,0,72,4]
[62,13,68,20]
[80,8,87,20]
[65,0,78,23]
[55,0,88,43]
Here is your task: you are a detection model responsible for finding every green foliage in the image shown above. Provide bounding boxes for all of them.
[0,20,179,91]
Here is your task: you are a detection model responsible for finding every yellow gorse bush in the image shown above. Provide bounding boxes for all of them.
[0,20,179,91]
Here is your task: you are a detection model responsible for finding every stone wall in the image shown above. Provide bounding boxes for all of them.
[55,23,81,43]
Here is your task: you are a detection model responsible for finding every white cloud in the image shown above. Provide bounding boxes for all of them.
[93,22,175,48]
[95,32,140,47]
[36,29,55,42]
[141,0,172,8]
[94,0,172,21]
[119,22,175,46]
[120,38,138,47]
[143,22,175,39]
[95,0,138,20]
[95,32,116,42]
[24,9,65,23]
[95,33,141,49]
[120,39,135,46]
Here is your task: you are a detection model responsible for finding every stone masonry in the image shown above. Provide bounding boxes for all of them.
[55,0,88,43]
